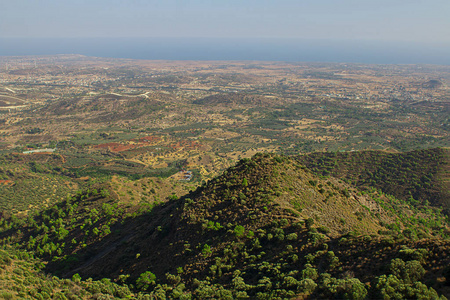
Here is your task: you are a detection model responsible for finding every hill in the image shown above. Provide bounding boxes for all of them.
[0,153,82,214]
[0,150,195,214]
[193,93,275,106]
[1,153,449,299]
[422,79,444,89]
[38,92,171,123]
[297,148,450,213]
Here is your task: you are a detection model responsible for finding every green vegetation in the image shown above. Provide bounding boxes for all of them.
[0,153,448,299]
[0,247,134,299]
[297,148,450,210]
[1,58,450,298]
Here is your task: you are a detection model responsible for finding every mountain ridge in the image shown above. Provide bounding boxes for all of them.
[1,152,449,298]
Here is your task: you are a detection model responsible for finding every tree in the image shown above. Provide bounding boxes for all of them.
[136,271,157,290]
[242,178,248,187]
[389,259,425,284]
[234,225,245,238]
[202,244,212,257]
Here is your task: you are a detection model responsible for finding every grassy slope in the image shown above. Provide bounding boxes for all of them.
[297,148,450,211]
[0,153,81,214]
[0,151,194,215]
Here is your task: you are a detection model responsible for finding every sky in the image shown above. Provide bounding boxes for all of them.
[1,0,449,44]
[1,1,450,63]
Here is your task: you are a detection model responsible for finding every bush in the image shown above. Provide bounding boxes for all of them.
[302,265,319,281]
[72,273,82,283]
[309,180,317,187]
[242,178,248,187]
[398,247,428,263]
[305,218,315,228]
[286,233,298,241]
[136,271,157,291]
[234,225,245,238]
[298,278,317,294]
[389,259,425,284]
[320,277,367,300]
[375,274,443,300]
[336,278,368,300]
[202,244,212,257]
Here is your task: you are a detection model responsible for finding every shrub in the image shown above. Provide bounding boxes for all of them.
[389,259,425,284]
[336,278,368,300]
[286,233,298,241]
[298,278,318,295]
[72,273,82,283]
[136,271,157,291]
[398,247,428,263]
[234,225,245,238]
[302,265,319,281]
[202,244,212,257]
[374,274,442,300]
[305,218,315,228]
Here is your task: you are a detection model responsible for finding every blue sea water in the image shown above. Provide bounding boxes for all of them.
[1,37,449,65]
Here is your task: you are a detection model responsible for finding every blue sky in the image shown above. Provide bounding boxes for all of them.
[1,0,450,44]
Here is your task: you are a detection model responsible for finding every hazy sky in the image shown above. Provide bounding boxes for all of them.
[1,0,450,44]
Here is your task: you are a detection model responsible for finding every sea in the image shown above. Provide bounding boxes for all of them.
[1,37,449,65]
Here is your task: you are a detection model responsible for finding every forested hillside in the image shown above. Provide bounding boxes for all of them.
[297,148,450,212]
[1,153,449,299]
